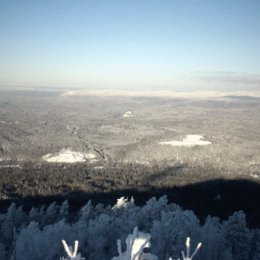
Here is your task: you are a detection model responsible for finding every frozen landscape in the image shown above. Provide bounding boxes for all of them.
[159,135,212,147]
[0,89,259,228]
[42,149,97,163]
[1,0,260,258]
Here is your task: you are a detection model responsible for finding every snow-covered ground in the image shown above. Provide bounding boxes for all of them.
[0,164,22,169]
[42,149,96,163]
[66,125,80,135]
[61,89,260,98]
[159,135,212,147]
[123,111,134,118]
[0,120,19,124]
[94,166,104,169]
[84,153,96,160]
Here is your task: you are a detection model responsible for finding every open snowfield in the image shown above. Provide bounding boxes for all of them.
[42,149,96,163]
[159,135,212,147]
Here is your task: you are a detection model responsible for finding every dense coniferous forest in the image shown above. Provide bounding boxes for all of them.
[0,197,259,260]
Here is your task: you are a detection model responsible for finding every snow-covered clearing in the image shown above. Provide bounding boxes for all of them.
[42,149,97,163]
[159,135,212,147]
[123,111,134,118]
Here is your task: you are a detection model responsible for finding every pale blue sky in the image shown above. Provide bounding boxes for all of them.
[0,0,260,90]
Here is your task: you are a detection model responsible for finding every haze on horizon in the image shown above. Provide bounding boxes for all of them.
[0,0,260,91]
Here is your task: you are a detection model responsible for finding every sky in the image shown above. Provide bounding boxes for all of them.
[0,0,260,91]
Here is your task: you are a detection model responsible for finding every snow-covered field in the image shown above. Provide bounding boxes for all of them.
[42,149,96,163]
[123,111,134,118]
[159,135,212,147]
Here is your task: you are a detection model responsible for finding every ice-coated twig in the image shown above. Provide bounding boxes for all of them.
[117,239,123,257]
[62,240,82,260]
[132,238,150,260]
[186,237,190,258]
[112,227,157,260]
[180,237,202,260]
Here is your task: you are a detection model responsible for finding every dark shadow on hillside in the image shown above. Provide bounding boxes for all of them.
[0,178,259,228]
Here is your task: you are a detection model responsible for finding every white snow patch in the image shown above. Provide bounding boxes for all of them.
[85,153,96,160]
[42,149,92,163]
[0,165,22,169]
[112,197,134,210]
[251,174,259,179]
[123,111,134,118]
[90,159,99,164]
[94,166,104,169]
[0,120,19,124]
[113,197,129,209]
[159,135,212,147]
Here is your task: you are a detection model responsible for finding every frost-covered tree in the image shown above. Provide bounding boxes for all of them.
[43,202,60,225]
[15,221,41,260]
[222,249,233,260]
[1,203,27,247]
[139,196,171,231]
[0,196,258,260]
[85,213,114,260]
[0,242,7,260]
[110,197,139,239]
[29,207,41,223]
[16,220,77,260]
[200,216,221,260]
[112,197,135,211]
[151,209,200,260]
[220,211,252,260]
[251,230,260,260]
[78,201,94,223]
[59,200,70,221]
